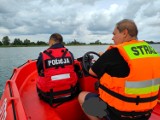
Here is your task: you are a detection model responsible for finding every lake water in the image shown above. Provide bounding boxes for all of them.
[0,44,160,95]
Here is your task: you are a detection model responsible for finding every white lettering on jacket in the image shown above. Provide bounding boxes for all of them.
[48,58,70,66]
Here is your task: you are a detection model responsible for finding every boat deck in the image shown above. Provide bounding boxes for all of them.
[19,70,160,120]
[1,60,159,120]
[19,70,89,120]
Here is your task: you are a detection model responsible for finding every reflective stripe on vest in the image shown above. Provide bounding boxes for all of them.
[125,78,160,95]
[51,73,70,81]
[123,42,160,59]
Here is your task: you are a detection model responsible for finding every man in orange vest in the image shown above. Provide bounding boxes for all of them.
[78,19,160,120]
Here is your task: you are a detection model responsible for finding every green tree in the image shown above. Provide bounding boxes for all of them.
[89,40,102,45]
[30,42,36,45]
[37,41,47,45]
[13,38,23,45]
[62,41,66,45]
[2,36,10,45]
[67,39,85,45]
[95,40,102,45]
[0,41,3,46]
[23,39,31,45]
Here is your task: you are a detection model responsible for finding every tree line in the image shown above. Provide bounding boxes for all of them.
[0,36,110,47]
[1,36,159,47]
[0,36,47,46]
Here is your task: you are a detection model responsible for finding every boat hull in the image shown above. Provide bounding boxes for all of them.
[0,60,160,120]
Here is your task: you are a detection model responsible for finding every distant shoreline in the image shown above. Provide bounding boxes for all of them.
[0,42,160,47]
[0,44,112,47]
[1,35,159,47]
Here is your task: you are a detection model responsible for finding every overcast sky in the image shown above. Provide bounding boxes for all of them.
[0,0,160,43]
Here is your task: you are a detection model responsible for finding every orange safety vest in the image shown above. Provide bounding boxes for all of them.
[99,40,160,112]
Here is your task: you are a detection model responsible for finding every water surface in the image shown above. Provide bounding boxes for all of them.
[0,44,159,95]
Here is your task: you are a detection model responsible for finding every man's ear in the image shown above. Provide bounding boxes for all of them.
[49,39,53,46]
[123,29,128,38]
[49,39,55,46]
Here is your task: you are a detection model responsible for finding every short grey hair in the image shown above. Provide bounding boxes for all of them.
[116,19,138,38]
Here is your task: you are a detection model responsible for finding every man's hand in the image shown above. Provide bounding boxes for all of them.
[98,52,104,56]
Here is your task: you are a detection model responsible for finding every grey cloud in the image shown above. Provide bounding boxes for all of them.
[124,0,152,19]
[46,0,99,5]
[87,4,124,35]
[0,0,17,13]
[133,0,160,32]
[69,0,98,5]
[141,0,160,18]
[88,14,111,31]
[149,20,160,27]
[0,0,160,42]
[88,13,117,34]
[0,0,119,36]
[0,0,38,28]
[0,0,87,35]
[0,6,9,13]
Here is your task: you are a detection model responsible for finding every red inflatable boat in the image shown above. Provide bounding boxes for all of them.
[0,52,160,120]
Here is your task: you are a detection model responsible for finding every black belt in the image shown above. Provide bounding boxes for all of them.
[99,84,158,105]
[107,104,152,119]
[37,83,80,107]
